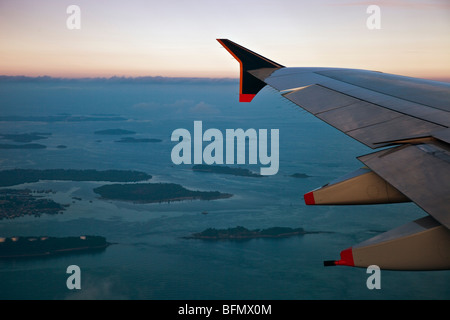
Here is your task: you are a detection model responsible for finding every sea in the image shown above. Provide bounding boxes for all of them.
[0,77,448,300]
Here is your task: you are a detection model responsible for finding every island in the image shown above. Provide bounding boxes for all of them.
[94,129,136,135]
[115,137,162,143]
[0,235,110,259]
[290,173,311,178]
[0,189,67,219]
[0,114,127,123]
[93,182,233,203]
[192,164,263,178]
[184,226,311,240]
[0,169,152,187]
[0,143,46,149]
[0,132,51,143]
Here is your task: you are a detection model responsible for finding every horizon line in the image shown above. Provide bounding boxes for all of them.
[1,74,449,84]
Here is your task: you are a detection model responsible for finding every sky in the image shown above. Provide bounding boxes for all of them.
[0,0,449,80]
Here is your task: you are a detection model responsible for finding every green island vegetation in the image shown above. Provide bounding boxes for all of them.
[94,129,136,135]
[192,164,263,177]
[93,182,233,203]
[290,173,311,178]
[0,132,51,143]
[0,169,152,187]
[0,235,110,258]
[0,189,67,219]
[0,143,46,149]
[115,137,162,143]
[184,226,315,240]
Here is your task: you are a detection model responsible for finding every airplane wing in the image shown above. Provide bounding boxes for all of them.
[217,39,450,271]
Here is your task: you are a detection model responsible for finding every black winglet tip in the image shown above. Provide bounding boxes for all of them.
[324,260,336,267]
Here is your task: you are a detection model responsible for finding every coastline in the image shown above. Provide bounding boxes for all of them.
[0,235,111,259]
[183,226,328,241]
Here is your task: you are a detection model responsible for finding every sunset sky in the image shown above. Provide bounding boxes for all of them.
[1,0,449,80]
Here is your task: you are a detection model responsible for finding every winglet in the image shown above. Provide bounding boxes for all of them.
[217,39,284,102]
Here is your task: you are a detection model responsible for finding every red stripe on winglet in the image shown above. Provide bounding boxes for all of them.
[335,247,355,267]
[239,94,256,102]
[303,192,315,205]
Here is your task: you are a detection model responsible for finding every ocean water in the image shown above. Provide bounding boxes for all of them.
[0,78,448,300]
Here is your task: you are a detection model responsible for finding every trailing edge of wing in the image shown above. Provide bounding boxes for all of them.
[217,39,284,102]
[358,142,450,229]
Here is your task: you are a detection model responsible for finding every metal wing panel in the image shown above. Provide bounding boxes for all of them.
[316,69,450,112]
[282,84,446,148]
[321,84,450,127]
[358,142,450,229]
[316,101,401,132]
[252,67,450,128]
[263,71,331,92]
[349,115,444,148]
[282,85,359,114]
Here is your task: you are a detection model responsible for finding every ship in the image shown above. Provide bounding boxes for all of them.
[0,235,110,258]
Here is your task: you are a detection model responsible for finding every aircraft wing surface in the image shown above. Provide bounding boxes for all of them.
[217,39,450,270]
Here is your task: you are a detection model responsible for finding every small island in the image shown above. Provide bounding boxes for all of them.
[0,235,110,259]
[290,173,311,179]
[0,143,46,149]
[115,137,162,143]
[0,114,127,123]
[0,169,152,187]
[94,129,136,135]
[185,226,310,240]
[192,164,263,178]
[0,132,51,143]
[93,182,232,203]
[0,189,67,219]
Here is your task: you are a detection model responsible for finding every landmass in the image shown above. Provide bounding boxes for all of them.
[0,169,152,187]
[0,132,51,143]
[0,115,127,122]
[115,137,162,143]
[93,182,233,203]
[184,226,317,240]
[0,143,46,149]
[94,129,136,135]
[290,173,311,178]
[0,235,110,259]
[192,164,263,178]
[0,189,67,219]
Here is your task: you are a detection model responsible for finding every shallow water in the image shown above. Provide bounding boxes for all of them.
[0,79,447,300]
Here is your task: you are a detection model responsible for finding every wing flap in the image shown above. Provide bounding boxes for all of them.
[359,142,450,229]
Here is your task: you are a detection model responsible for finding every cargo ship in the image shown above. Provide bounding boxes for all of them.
[0,235,110,258]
